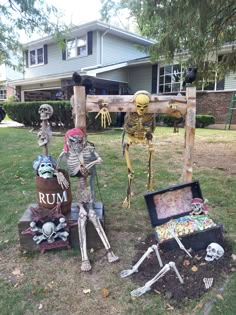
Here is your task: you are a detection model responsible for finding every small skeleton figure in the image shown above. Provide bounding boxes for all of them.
[190,198,208,215]
[33,155,69,189]
[122,90,156,208]
[38,104,54,154]
[58,128,119,271]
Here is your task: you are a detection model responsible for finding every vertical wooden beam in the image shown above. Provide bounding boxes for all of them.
[183,87,196,182]
[73,86,87,134]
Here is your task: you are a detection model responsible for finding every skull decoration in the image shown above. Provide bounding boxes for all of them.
[205,242,224,262]
[42,221,57,243]
[37,129,51,147]
[33,155,56,178]
[191,198,208,215]
[133,91,151,116]
[38,104,54,120]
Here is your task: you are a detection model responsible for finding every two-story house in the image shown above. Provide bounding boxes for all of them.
[9,20,155,102]
[8,20,236,124]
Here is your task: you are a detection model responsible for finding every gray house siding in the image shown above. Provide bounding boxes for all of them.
[128,65,152,93]
[102,33,149,66]
[97,68,128,82]
[24,31,99,79]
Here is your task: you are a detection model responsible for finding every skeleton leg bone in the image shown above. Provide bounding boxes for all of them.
[123,142,134,208]
[120,245,163,278]
[130,261,183,297]
[172,233,192,258]
[78,204,91,272]
[88,208,119,263]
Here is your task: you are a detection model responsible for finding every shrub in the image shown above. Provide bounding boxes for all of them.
[2,101,118,129]
[3,101,73,127]
[157,114,215,128]
[196,115,215,128]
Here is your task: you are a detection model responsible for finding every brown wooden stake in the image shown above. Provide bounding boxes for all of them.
[73,85,86,134]
[183,87,196,182]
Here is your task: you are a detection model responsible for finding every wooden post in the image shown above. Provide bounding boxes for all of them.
[73,86,87,134]
[183,87,196,182]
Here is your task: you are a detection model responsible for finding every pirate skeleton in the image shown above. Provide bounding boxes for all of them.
[122,90,156,208]
[57,128,119,271]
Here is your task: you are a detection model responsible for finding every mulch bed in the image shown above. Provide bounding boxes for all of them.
[130,233,234,306]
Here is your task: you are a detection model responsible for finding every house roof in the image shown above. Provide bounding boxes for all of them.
[23,20,155,48]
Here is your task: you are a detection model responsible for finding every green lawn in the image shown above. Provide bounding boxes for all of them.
[0,126,235,315]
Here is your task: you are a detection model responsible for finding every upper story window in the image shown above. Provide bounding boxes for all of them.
[29,47,44,66]
[159,64,184,93]
[0,86,6,100]
[67,35,87,59]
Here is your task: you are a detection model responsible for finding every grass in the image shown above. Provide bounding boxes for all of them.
[0,126,235,315]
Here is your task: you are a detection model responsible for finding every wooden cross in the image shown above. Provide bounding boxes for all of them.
[72,86,196,182]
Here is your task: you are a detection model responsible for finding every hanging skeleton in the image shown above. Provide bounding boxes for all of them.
[122,90,156,208]
[57,128,119,271]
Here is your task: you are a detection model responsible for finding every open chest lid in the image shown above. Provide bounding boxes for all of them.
[144,181,203,227]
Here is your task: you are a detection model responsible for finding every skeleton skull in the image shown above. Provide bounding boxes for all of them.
[134,91,151,116]
[191,198,207,215]
[205,242,224,262]
[38,161,55,178]
[42,222,57,243]
[38,104,54,120]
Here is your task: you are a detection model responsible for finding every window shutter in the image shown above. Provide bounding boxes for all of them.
[87,31,93,55]
[24,50,29,68]
[43,44,48,64]
[62,40,66,60]
[151,64,158,93]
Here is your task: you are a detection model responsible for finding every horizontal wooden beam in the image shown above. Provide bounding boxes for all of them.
[86,94,188,115]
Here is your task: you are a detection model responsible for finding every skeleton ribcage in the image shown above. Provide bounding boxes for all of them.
[124,112,155,136]
[67,144,98,177]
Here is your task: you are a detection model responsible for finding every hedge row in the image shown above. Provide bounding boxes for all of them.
[2,101,117,129]
[2,101,215,128]
[157,114,215,128]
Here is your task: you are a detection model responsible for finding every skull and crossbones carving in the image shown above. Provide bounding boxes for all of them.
[38,104,54,121]
[30,217,69,244]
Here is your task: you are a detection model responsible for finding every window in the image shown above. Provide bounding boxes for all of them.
[29,47,44,66]
[159,64,184,93]
[0,86,6,100]
[67,35,87,59]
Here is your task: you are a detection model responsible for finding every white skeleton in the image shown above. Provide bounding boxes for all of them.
[58,128,119,271]
[38,104,54,121]
[120,245,183,297]
[30,218,69,244]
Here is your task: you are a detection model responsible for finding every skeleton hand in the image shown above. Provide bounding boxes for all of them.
[95,103,112,128]
[54,171,69,189]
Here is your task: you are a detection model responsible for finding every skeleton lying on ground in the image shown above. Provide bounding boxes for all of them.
[122,90,156,208]
[120,244,183,297]
[57,128,119,271]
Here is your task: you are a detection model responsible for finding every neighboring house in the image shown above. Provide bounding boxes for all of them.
[0,64,22,101]
[8,20,236,124]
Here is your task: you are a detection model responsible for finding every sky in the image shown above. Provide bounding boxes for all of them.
[46,0,103,25]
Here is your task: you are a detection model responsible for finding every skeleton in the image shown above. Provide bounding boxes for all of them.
[30,217,69,244]
[205,242,224,262]
[122,90,156,208]
[33,155,69,189]
[38,104,54,154]
[203,277,214,289]
[57,128,119,271]
[95,100,112,128]
[121,254,183,297]
[190,198,208,215]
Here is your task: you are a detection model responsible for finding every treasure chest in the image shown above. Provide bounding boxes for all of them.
[144,181,224,251]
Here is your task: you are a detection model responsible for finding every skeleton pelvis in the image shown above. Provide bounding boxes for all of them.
[128,134,146,143]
